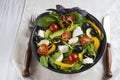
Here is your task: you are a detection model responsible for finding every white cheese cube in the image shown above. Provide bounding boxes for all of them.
[83,57,93,64]
[38,30,44,38]
[73,27,83,37]
[58,45,68,53]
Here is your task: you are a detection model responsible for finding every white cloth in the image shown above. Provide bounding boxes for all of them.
[12,0,120,80]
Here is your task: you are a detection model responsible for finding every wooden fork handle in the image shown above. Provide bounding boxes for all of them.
[106,43,112,77]
[22,43,32,77]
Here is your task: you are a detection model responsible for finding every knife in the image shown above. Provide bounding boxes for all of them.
[103,14,112,78]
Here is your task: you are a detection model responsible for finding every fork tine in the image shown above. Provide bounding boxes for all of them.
[31,14,38,24]
[29,14,38,31]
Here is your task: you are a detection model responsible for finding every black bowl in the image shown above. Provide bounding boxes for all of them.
[30,6,107,74]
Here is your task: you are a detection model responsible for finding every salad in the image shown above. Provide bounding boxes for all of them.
[33,5,104,72]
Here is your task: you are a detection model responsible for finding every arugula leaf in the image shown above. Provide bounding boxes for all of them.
[35,15,56,27]
[70,12,86,26]
[86,43,96,59]
[88,43,95,55]
[63,41,73,49]
[39,56,49,67]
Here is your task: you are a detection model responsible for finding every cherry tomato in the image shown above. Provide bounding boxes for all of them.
[37,44,48,55]
[80,35,90,45]
[68,53,78,63]
[49,24,59,32]
[62,31,72,42]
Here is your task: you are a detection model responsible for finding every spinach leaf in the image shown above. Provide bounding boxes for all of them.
[39,56,49,67]
[49,11,60,21]
[70,12,86,26]
[35,15,56,27]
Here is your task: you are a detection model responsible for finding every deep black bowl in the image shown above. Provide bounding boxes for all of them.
[30,6,107,74]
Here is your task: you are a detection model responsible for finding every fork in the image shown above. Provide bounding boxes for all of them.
[22,14,37,77]
[29,14,37,30]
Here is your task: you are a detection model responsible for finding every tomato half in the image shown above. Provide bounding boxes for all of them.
[62,31,72,42]
[49,24,59,32]
[37,44,48,55]
[80,35,90,45]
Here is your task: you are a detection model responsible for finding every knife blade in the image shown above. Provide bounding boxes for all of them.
[103,14,112,78]
[103,14,110,43]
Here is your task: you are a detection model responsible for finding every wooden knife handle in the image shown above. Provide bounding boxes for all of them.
[106,43,112,77]
[22,43,32,77]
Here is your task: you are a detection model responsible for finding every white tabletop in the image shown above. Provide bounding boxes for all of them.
[0,0,25,80]
[0,0,119,80]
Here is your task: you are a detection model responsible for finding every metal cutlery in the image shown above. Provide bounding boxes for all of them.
[103,14,112,79]
[22,15,37,77]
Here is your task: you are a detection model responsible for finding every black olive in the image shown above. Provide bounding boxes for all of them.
[34,35,42,42]
[90,29,98,36]
[83,52,93,58]
[82,22,91,33]
[53,37,61,43]
[75,45,83,53]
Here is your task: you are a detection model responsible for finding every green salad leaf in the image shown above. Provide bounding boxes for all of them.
[71,62,83,71]
[48,51,61,69]
[50,51,61,61]
[49,11,60,21]
[60,67,71,72]
[69,12,86,26]
[59,62,83,72]
[40,56,49,67]
[85,43,96,59]
[35,15,56,27]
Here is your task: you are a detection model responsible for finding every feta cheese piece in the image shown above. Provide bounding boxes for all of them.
[58,45,68,53]
[83,57,93,64]
[56,53,63,62]
[38,39,49,46]
[68,37,78,44]
[38,30,44,38]
[73,27,83,37]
